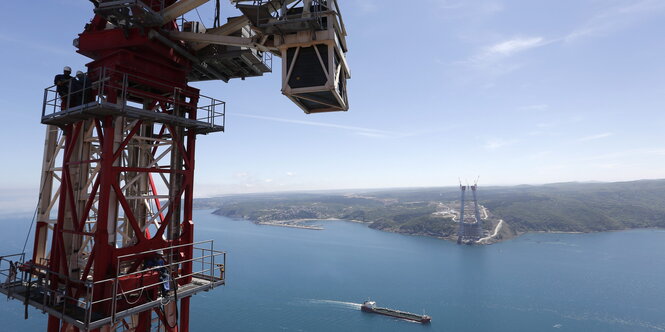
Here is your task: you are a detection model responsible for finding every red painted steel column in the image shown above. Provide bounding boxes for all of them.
[47,316,60,332]
[136,310,151,331]
[180,298,190,332]
[92,115,115,314]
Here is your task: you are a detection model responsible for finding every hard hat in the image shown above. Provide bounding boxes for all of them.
[63,66,72,72]
[76,70,84,76]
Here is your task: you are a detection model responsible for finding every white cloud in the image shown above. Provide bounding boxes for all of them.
[452,0,665,84]
[484,138,517,149]
[355,132,388,138]
[565,0,665,42]
[582,148,665,161]
[459,37,550,77]
[577,132,613,142]
[486,37,546,57]
[234,113,397,138]
[286,172,295,177]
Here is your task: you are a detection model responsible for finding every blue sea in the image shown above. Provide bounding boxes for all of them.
[2,210,665,331]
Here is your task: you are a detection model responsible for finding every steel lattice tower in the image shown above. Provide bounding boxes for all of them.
[0,1,350,331]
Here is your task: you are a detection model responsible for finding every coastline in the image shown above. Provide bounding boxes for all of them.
[523,227,665,235]
[207,210,665,245]
[254,218,366,230]
[257,222,324,230]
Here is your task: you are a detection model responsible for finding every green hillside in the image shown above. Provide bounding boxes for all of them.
[196,179,665,241]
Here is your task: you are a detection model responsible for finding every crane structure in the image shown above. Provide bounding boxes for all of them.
[0,1,349,331]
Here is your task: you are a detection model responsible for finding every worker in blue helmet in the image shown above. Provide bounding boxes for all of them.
[54,66,73,109]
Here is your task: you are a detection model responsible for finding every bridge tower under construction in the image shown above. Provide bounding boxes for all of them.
[457,183,484,244]
[0,1,350,331]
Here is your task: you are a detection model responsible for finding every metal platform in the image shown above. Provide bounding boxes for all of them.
[42,67,226,134]
[236,4,273,27]
[42,101,224,134]
[0,241,226,331]
[194,46,272,81]
[0,276,223,331]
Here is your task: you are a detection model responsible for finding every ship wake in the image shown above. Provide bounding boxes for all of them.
[308,299,362,310]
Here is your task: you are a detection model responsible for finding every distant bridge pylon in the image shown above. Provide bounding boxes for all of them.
[456,179,484,244]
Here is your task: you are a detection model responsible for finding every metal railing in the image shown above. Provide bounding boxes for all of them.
[260,49,273,71]
[42,67,226,130]
[0,240,225,330]
[175,14,272,74]
[95,0,164,28]
[197,94,226,129]
[0,253,25,286]
[231,0,345,54]
[233,0,328,25]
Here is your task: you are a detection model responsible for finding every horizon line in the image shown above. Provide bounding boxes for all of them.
[193,177,665,198]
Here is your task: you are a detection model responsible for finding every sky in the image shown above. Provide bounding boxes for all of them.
[1,0,665,211]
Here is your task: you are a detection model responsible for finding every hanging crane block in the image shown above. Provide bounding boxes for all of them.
[230,0,350,113]
[276,13,350,114]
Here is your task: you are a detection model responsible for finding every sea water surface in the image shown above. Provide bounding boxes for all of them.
[1,210,665,331]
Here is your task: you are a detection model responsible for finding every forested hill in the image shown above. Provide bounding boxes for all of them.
[479,180,665,232]
[194,179,665,241]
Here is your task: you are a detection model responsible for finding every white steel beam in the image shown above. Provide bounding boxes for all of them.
[160,0,210,24]
[169,31,274,52]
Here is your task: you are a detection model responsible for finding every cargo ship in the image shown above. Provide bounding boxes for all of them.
[361,300,431,324]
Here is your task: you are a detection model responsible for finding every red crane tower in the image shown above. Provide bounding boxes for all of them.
[0,1,350,331]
